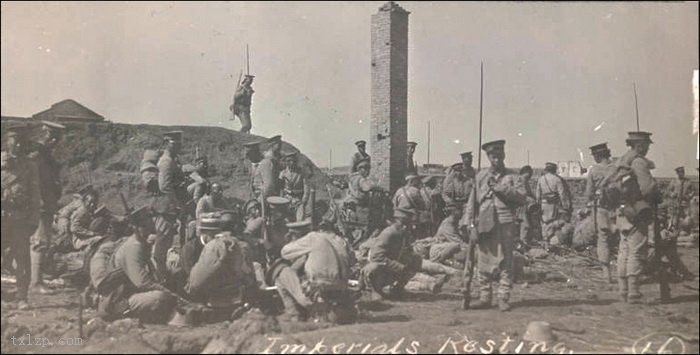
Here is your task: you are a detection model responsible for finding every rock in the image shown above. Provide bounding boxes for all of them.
[202,338,237,354]
[106,318,142,333]
[85,317,108,338]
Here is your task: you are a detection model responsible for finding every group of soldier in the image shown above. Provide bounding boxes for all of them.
[1,120,697,326]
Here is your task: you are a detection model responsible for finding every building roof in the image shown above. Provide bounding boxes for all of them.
[32,99,105,122]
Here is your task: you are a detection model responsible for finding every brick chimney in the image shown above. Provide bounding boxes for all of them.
[370,1,410,192]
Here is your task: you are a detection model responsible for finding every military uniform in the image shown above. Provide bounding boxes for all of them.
[406,142,418,175]
[252,150,280,201]
[441,164,474,209]
[273,223,356,322]
[413,214,464,264]
[536,164,572,247]
[232,75,255,134]
[195,194,231,220]
[152,132,187,279]
[669,167,695,233]
[346,162,375,207]
[361,209,422,298]
[279,154,308,222]
[461,140,526,310]
[69,202,102,250]
[585,143,617,282]
[349,140,370,174]
[1,141,41,304]
[615,132,662,302]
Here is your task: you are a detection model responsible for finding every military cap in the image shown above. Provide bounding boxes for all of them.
[520,165,533,174]
[481,139,506,153]
[130,206,152,222]
[393,207,416,221]
[243,140,262,148]
[282,152,297,160]
[675,166,685,173]
[243,199,261,214]
[198,216,224,231]
[266,196,291,208]
[450,162,464,171]
[244,74,255,78]
[460,151,473,158]
[163,131,183,143]
[356,158,371,169]
[625,131,653,144]
[4,123,29,138]
[41,121,66,131]
[545,162,558,171]
[421,175,435,184]
[355,140,367,147]
[267,135,282,144]
[286,220,312,231]
[404,173,419,182]
[589,142,610,155]
[407,141,418,148]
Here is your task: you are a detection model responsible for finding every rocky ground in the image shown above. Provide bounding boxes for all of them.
[2,244,698,354]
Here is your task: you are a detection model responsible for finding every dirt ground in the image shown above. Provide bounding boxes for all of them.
[2,243,698,354]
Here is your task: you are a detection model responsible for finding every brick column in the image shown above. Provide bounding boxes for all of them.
[370,1,409,193]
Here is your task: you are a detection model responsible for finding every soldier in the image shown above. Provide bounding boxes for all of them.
[350,140,370,174]
[415,202,465,264]
[103,206,177,323]
[186,156,210,205]
[252,135,282,201]
[585,143,617,283]
[1,124,41,310]
[615,131,662,303]
[442,162,474,212]
[444,152,475,187]
[195,183,231,220]
[279,152,309,222]
[152,131,187,279]
[30,121,66,292]
[516,165,537,247]
[461,139,526,312]
[406,141,418,175]
[68,189,103,250]
[361,208,422,300]
[669,166,695,235]
[536,162,572,249]
[231,74,255,134]
[421,175,444,234]
[270,219,357,323]
[346,158,378,207]
[393,174,427,238]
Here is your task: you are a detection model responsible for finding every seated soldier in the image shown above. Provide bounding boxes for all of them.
[414,202,466,265]
[181,216,221,276]
[98,206,177,323]
[53,185,95,250]
[361,208,422,300]
[242,199,266,268]
[62,189,103,251]
[185,216,257,308]
[195,183,230,219]
[185,156,211,205]
[269,219,357,323]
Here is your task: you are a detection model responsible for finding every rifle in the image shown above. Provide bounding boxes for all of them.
[668,180,684,233]
[260,196,271,263]
[462,62,484,310]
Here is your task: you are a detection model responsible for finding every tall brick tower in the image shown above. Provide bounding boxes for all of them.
[370,1,409,192]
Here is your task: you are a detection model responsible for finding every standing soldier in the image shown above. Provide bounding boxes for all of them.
[279,152,309,222]
[461,140,526,312]
[152,131,187,279]
[1,124,41,310]
[350,140,370,174]
[442,163,474,215]
[30,121,66,292]
[516,165,536,248]
[393,174,427,238]
[252,135,282,201]
[585,143,617,283]
[444,152,475,187]
[231,74,255,134]
[669,166,695,235]
[536,162,572,249]
[406,141,418,175]
[615,131,662,303]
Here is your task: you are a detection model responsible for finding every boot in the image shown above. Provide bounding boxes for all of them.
[601,265,614,284]
[627,276,642,304]
[618,277,628,303]
[470,291,492,310]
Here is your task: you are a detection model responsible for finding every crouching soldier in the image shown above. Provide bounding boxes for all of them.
[185,217,257,308]
[361,208,422,300]
[94,206,177,323]
[268,219,357,323]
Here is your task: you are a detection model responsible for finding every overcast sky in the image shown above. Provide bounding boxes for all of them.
[2,1,698,176]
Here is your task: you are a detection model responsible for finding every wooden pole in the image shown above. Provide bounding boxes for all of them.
[329,148,332,171]
[427,121,431,165]
[633,82,640,131]
[246,44,250,76]
[478,62,484,170]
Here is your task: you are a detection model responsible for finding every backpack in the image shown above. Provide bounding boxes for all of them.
[140,149,161,194]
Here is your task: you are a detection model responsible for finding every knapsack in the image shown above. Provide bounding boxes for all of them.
[140,149,161,194]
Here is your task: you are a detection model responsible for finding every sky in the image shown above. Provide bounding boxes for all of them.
[2,1,698,176]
